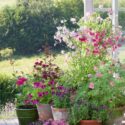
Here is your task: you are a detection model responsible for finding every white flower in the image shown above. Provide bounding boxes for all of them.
[99,4,103,9]
[57,26,63,30]
[61,50,65,54]
[70,18,76,24]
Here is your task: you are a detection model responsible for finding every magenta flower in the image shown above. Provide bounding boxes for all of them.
[38,92,43,97]
[16,77,27,86]
[28,93,33,99]
[31,100,39,105]
[24,100,30,105]
[79,36,87,42]
[34,82,41,88]
[89,83,94,90]
[48,80,55,85]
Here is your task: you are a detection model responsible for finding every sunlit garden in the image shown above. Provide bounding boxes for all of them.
[1,0,125,125]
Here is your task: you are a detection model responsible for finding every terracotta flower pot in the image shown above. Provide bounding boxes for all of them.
[37,104,53,121]
[51,106,68,121]
[79,120,102,125]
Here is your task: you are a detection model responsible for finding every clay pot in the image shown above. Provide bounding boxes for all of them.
[79,120,102,125]
[37,104,53,121]
[51,106,68,121]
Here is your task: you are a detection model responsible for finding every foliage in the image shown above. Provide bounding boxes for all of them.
[54,13,122,87]
[31,55,62,104]
[0,48,15,60]
[0,0,83,55]
[0,74,17,108]
[15,52,63,105]
[69,62,125,125]
[52,86,70,108]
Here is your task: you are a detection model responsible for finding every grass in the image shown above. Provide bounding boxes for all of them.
[0,47,125,75]
[0,0,16,9]
[0,54,69,75]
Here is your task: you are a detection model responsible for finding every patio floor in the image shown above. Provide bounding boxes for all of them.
[0,119,18,125]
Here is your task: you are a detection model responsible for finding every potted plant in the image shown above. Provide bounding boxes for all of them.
[30,55,62,121]
[16,76,39,125]
[51,85,70,121]
[68,62,125,125]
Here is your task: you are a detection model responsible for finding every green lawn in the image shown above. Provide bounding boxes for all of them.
[0,49,125,75]
[0,0,16,9]
[0,54,69,75]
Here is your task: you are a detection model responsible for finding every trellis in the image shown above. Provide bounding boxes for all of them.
[83,0,119,30]
[83,0,123,61]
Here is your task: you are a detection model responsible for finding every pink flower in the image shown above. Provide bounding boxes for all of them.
[34,82,41,88]
[28,93,33,99]
[48,80,55,85]
[16,77,27,86]
[89,83,94,89]
[94,66,98,71]
[24,100,30,105]
[31,100,39,105]
[79,36,87,42]
[93,49,100,55]
[38,92,43,97]
[96,72,103,78]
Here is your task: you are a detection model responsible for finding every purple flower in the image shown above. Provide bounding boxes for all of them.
[16,77,27,86]
[31,100,39,105]
[38,92,43,97]
[48,80,55,85]
[28,93,33,99]
[45,91,49,95]
[57,85,64,90]
[41,84,46,89]
[42,64,48,68]
[24,100,30,104]
[42,72,48,79]
[34,82,41,88]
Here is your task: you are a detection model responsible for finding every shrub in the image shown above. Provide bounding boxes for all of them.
[0,74,17,109]
[0,48,15,60]
[0,0,83,55]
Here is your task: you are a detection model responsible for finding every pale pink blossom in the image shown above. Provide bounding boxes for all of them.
[96,72,103,78]
[89,83,94,89]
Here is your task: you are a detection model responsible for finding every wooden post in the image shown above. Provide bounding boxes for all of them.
[112,0,119,30]
[84,0,94,16]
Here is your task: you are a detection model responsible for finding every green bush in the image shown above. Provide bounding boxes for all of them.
[0,0,83,55]
[0,74,17,108]
[0,48,14,60]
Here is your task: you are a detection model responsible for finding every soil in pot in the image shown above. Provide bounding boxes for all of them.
[16,105,38,125]
[79,120,102,125]
[51,107,68,121]
[37,104,53,121]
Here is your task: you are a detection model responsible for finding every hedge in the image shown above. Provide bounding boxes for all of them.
[0,74,17,108]
[0,0,83,55]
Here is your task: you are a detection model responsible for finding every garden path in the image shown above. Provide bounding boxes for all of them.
[0,119,18,125]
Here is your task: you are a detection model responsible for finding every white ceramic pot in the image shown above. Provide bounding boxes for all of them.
[51,106,68,121]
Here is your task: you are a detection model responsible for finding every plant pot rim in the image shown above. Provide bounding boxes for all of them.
[51,106,68,111]
[37,103,50,106]
[16,105,37,110]
[80,120,102,123]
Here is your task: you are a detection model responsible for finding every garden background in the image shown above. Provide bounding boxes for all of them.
[0,0,125,119]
